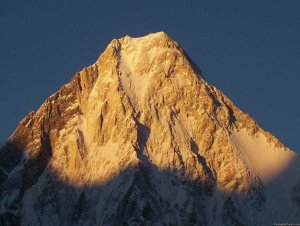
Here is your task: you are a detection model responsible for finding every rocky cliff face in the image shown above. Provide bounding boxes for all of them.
[1,32,299,226]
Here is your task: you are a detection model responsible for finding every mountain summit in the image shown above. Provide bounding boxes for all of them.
[1,32,299,225]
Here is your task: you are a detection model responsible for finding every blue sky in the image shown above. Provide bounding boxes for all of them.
[0,0,299,151]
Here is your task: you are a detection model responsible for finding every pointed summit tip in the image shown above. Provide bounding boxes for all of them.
[146,31,170,39]
[100,31,203,77]
[105,32,176,50]
[117,31,174,43]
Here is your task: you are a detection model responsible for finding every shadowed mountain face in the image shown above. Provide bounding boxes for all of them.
[0,32,299,225]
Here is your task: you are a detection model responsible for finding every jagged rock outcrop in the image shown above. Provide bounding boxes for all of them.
[1,32,299,226]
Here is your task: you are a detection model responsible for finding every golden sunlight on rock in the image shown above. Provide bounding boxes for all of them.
[2,32,300,225]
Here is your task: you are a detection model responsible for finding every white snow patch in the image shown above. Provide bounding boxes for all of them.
[118,46,151,105]
[230,128,297,181]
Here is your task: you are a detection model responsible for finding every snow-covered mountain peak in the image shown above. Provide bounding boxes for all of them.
[1,32,299,226]
[101,31,193,77]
